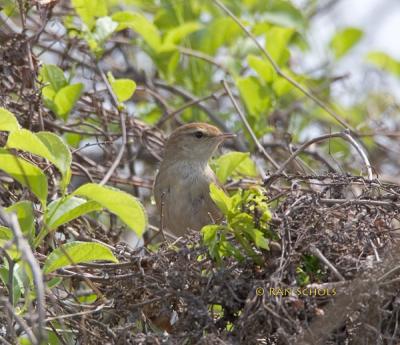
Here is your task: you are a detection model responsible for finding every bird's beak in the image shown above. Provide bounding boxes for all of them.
[218,133,236,140]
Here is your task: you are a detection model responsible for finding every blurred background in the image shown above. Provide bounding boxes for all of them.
[301,0,400,100]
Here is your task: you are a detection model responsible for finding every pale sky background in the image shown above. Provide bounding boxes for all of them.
[301,0,400,102]
[323,0,400,56]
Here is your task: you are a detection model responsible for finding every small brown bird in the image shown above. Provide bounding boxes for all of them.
[153,123,235,236]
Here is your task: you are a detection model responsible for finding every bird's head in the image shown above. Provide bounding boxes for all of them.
[163,123,235,164]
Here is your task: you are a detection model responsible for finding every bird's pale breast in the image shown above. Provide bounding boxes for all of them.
[154,162,222,236]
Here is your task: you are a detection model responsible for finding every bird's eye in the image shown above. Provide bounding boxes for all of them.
[194,131,204,139]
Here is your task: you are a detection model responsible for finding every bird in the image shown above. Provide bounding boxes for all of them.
[153,123,235,237]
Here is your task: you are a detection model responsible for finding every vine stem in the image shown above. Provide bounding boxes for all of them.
[265,131,374,185]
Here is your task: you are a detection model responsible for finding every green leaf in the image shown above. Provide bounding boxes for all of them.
[39,64,67,92]
[73,183,147,236]
[112,11,161,52]
[330,27,363,59]
[46,277,63,290]
[86,17,119,56]
[163,22,202,47]
[107,73,136,103]
[54,83,84,120]
[209,183,231,216]
[247,54,276,83]
[257,13,303,31]
[14,262,32,293]
[42,85,56,101]
[199,17,242,55]
[36,132,72,190]
[46,196,102,230]
[255,2,305,32]
[235,156,258,178]
[201,224,221,261]
[5,201,34,240]
[213,152,257,183]
[43,241,118,274]
[0,226,13,240]
[265,26,295,65]
[78,292,98,304]
[230,212,254,231]
[0,148,48,207]
[0,266,22,306]
[65,132,82,148]
[7,128,54,162]
[246,228,269,249]
[92,16,118,43]
[41,86,57,114]
[7,130,72,190]
[201,224,219,245]
[71,0,107,29]
[236,76,270,117]
[0,107,20,132]
[0,241,20,260]
[39,65,83,119]
[366,51,400,77]
[166,50,180,80]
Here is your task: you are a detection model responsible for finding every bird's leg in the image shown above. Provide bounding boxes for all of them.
[159,191,167,242]
[144,192,168,246]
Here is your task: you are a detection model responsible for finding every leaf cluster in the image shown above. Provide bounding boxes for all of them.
[0,108,147,320]
[202,183,273,265]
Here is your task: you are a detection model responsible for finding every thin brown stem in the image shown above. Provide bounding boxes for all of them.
[156,90,226,127]
[266,131,373,185]
[309,245,345,281]
[178,46,230,73]
[96,63,127,186]
[222,80,280,170]
[0,210,46,345]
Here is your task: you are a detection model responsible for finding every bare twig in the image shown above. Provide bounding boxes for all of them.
[0,298,38,344]
[178,46,230,74]
[156,90,226,127]
[96,63,127,186]
[341,130,373,180]
[44,304,108,322]
[309,245,345,281]
[320,198,400,208]
[264,142,337,172]
[159,191,167,242]
[0,334,13,345]
[71,162,94,183]
[0,249,16,340]
[377,265,400,282]
[222,80,280,171]
[0,209,46,345]
[296,243,400,344]
[265,131,374,185]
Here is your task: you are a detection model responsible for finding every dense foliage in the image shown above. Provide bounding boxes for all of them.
[1,0,400,344]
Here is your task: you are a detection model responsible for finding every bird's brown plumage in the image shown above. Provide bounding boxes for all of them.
[153,123,234,236]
